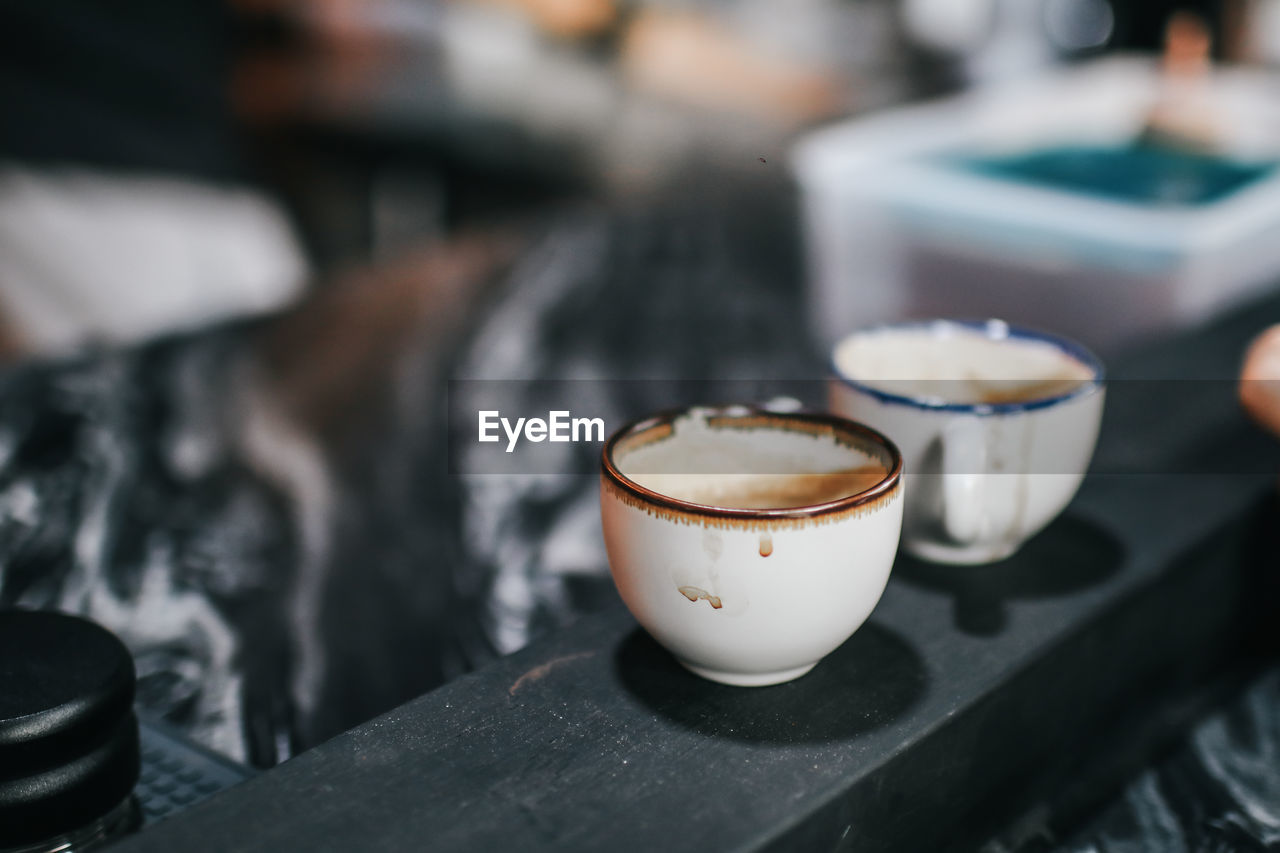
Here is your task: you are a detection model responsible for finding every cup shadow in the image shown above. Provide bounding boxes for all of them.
[894,513,1126,637]
[614,622,927,745]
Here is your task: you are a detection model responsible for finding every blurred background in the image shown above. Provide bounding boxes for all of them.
[6,0,1280,358]
[3,0,1280,839]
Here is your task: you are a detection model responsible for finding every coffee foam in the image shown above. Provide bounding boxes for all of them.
[615,409,887,509]
[833,324,1094,404]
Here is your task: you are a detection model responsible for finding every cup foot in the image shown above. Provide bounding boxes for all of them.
[905,539,1021,565]
[677,660,817,686]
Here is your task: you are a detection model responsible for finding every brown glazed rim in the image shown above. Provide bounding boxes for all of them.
[601,405,903,521]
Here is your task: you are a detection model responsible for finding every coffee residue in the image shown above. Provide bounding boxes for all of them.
[678,586,723,609]
[974,376,1089,404]
[759,533,773,557]
[648,465,888,510]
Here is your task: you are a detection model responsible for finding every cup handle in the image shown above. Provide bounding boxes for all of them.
[942,415,1025,548]
[941,416,987,545]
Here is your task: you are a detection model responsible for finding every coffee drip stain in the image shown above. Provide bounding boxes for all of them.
[508,652,595,696]
[678,586,723,609]
[759,533,773,557]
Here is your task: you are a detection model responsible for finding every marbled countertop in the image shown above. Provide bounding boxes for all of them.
[0,197,1276,849]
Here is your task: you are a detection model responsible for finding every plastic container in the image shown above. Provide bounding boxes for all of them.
[791,57,1280,354]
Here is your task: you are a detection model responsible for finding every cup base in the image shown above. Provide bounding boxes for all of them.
[677,660,817,687]
[904,539,1021,565]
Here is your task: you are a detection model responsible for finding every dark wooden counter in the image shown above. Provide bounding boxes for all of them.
[111,291,1280,852]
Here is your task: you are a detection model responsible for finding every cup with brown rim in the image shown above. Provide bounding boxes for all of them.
[600,404,904,686]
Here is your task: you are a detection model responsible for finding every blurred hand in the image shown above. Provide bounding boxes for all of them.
[1241,325,1280,437]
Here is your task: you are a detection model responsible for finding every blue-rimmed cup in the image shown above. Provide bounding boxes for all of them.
[829,319,1105,564]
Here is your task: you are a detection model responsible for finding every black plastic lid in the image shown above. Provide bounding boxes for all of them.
[0,610,140,847]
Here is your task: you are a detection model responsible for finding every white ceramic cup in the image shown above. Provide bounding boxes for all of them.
[600,405,904,686]
[829,320,1105,565]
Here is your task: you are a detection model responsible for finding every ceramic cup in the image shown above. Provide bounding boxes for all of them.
[600,405,904,686]
[830,319,1105,565]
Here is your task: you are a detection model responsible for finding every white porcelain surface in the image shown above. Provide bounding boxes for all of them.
[829,321,1105,565]
[600,408,904,686]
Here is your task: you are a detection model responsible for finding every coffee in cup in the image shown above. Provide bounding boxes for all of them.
[627,466,890,510]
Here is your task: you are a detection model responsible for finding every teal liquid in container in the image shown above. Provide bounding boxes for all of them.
[946,142,1276,207]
